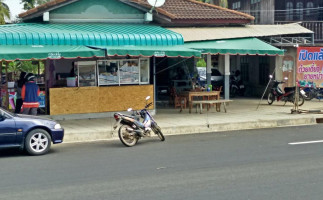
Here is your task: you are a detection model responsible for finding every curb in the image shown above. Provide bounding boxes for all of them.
[61,117,317,143]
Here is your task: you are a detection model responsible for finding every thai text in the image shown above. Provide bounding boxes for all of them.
[298,48,323,61]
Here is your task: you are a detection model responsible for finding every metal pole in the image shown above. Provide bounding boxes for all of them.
[256,65,277,110]
[293,52,299,113]
[256,70,275,110]
[0,61,2,108]
[224,54,230,100]
[206,53,211,87]
[5,62,9,110]
[153,56,156,114]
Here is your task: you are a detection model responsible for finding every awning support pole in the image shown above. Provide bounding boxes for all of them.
[5,62,9,110]
[224,54,230,100]
[153,56,157,114]
[206,54,211,87]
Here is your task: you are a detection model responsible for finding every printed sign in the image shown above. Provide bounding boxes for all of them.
[297,47,323,88]
[154,51,166,57]
[38,91,45,108]
[48,52,62,59]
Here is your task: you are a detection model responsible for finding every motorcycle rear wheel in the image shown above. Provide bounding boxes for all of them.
[230,87,237,98]
[152,123,165,141]
[267,93,274,105]
[304,90,314,101]
[118,124,139,147]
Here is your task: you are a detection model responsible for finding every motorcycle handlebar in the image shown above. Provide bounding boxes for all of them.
[145,102,153,109]
[273,80,286,84]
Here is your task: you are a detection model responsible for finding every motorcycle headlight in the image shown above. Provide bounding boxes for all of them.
[54,123,62,130]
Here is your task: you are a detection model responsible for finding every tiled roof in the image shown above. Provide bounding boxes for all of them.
[19,0,254,24]
[130,0,254,21]
[19,0,72,18]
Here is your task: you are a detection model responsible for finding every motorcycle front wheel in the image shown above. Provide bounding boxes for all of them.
[152,123,165,141]
[267,93,274,105]
[118,124,139,147]
[298,94,305,106]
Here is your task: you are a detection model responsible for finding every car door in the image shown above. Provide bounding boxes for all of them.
[0,110,16,145]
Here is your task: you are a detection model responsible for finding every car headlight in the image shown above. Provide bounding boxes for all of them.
[54,124,62,130]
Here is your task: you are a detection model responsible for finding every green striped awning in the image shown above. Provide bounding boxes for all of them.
[0,45,105,61]
[184,38,284,55]
[0,23,184,46]
[90,45,201,57]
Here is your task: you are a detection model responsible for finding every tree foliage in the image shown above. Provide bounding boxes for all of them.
[2,61,45,80]
[0,0,10,25]
[21,0,51,10]
[219,0,228,8]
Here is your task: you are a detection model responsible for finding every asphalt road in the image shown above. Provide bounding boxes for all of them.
[1,124,323,200]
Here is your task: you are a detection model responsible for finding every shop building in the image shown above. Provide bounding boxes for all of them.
[0,0,253,116]
[1,0,310,116]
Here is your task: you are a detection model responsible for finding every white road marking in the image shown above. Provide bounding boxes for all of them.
[288,140,323,145]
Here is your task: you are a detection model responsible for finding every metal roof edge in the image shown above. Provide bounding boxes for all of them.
[167,24,314,42]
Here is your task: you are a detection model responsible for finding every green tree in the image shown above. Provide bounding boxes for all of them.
[196,0,211,3]
[21,0,50,10]
[219,0,228,8]
[3,61,44,78]
[0,0,10,25]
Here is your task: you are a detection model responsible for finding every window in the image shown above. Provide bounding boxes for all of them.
[286,2,293,21]
[306,2,313,16]
[97,59,149,86]
[251,0,260,4]
[251,0,261,24]
[296,2,303,20]
[232,1,241,10]
[119,60,139,84]
[76,61,97,87]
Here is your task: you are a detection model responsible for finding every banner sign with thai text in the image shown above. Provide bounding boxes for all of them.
[297,47,323,88]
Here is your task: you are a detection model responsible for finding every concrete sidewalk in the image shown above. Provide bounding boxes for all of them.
[52,98,323,143]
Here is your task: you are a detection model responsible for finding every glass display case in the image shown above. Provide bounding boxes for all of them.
[98,60,119,85]
[119,59,139,84]
[77,61,97,87]
[140,58,149,84]
[97,58,150,86]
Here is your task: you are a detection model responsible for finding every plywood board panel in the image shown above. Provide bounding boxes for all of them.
[99,85,154,112]
[50,87,100,115]
[50,85,153,115]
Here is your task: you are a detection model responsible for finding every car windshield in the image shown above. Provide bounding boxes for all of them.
[211,69,222,76]
[0,107,13,118]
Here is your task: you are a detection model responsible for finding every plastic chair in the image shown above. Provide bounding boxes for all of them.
[170,87,187,111]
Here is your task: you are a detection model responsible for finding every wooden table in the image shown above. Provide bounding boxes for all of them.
[184,91,220,113]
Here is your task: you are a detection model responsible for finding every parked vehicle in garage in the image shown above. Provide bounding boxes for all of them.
[0,107,64,155]
[198,68,224,87]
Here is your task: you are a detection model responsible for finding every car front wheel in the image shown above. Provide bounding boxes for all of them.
[25,129,51,156]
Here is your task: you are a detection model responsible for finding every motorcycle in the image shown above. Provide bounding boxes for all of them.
[113,96,165,147]
[267,76,305,106]
[230,70,245,98]
[303,87,323,101]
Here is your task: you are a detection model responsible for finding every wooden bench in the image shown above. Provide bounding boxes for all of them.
[191,99,233,114]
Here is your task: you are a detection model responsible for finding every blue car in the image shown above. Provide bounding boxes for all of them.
[0,107,64,156]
